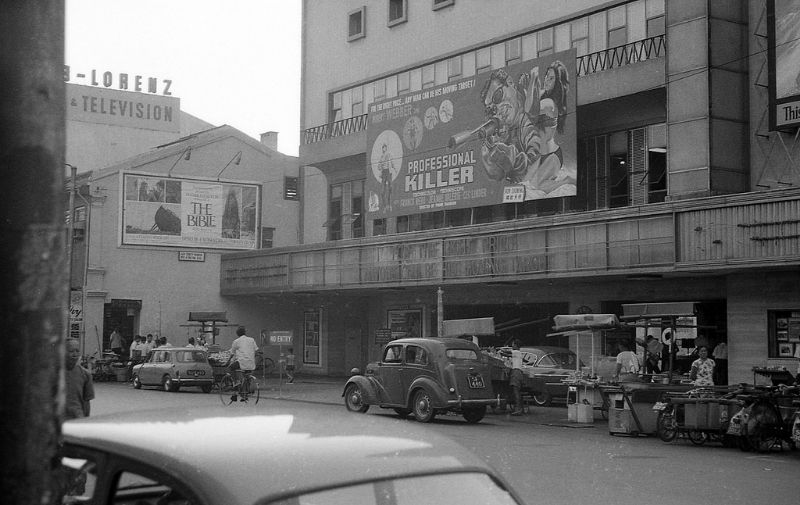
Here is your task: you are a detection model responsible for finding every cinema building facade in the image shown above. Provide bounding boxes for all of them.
[220,0,800,384]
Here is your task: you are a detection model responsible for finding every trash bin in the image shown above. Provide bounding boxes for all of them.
[112,364,129,382]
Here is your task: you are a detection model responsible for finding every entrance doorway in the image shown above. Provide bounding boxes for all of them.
[103,299,141,355]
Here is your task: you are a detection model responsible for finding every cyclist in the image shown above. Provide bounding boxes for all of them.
[228,326,258,401]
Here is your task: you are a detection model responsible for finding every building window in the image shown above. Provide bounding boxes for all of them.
[505,38,521,66]
[328,184,343,241]
[352,180,365,238]
[397,71,410,93]
[351,85,363,116]
[284,176,299,200]
[261,227,274,249]
[608,5,627,47]
[647,124,667,203]
[433,0,454,11]
[571,18,589,56]
[447,55,462,81]
[388,0,407,26]
[646,0,666,37]
[768,310,800,358]
[373,218,387,236]
[331,91,342,122]
[476,47,492,74]
[538,28,554,57]
[608,131,629,208]
[348,7,366,42]
[374,78,386,101]
[422,64,435,89]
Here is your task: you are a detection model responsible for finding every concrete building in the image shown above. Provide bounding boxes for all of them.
[65,77,300,357]
[218,0,800,383]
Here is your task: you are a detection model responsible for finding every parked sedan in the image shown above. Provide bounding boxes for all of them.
[344,337,500,423]
[132,346,214,393]
[518,346,583,406]
[58,405,526,505]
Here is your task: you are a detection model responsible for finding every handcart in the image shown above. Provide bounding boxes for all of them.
[727,384,800,452]
[653,387,741,446]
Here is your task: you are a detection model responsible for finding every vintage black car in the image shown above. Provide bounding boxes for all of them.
[343,338,500,423]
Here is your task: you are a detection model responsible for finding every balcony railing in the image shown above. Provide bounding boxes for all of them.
[302,114,369,145]
[577,35,665,77]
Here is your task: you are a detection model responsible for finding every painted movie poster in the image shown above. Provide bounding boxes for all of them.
[365,49,577,219]
[122,173,259,249]
[769,0,800,129]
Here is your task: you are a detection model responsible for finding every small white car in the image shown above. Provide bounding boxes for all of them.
[132,346,214,393]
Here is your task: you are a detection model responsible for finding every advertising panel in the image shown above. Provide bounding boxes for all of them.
[366,49,577,219]
[768,0,800,130]
[67,83,180,132]
[121,173,259,250]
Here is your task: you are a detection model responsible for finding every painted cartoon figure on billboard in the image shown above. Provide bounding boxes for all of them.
[365,49,577,219]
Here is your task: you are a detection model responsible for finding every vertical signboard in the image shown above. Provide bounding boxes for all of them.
[768,0,800,130]
[365,49,577,219]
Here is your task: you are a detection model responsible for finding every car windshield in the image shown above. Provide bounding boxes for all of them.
[540,352,581,368]
[270,472,518,505]
[445,348,479,361]
[176,350,207,363]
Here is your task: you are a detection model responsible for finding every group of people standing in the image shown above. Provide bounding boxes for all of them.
[613,334,728,387]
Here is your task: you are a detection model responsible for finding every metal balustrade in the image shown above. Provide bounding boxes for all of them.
[577,35,665,77]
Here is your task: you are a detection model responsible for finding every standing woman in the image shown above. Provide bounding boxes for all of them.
[690,346,716,386]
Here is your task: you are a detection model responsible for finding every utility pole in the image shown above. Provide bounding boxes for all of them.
[0,1,67,504]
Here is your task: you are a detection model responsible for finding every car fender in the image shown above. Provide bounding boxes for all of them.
[343,376,380,405]
[406,376,449,409]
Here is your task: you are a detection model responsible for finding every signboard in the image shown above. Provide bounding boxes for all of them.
[269,330,294,345]
[366,49,577,219]
[768,0,800,130]
[375,328,392,345]
[388,309,422,340]
[67,83,180,132]
[178,251,205,262]
[122,173,260,250]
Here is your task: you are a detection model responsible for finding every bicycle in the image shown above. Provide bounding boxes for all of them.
[218,369,260,405]
[254,350,275,377]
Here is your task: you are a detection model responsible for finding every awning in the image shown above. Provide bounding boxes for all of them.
[620,302,697,320]
[441,317,495,337]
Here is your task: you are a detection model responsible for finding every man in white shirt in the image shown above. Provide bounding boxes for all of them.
[229,326,258,382]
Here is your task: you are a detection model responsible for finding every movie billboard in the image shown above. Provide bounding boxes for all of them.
[768,0,800,130]
[366,49,577,219]
[121,173,260,250]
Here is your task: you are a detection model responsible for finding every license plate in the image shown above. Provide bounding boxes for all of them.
[652,402,667,411]
[187,370,206,377]
[467,375,485,389]
[727,422,742,436]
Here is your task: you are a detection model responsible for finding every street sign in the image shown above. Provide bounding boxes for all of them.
[269,330,293,345]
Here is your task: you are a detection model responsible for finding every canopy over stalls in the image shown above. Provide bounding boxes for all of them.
[548,314,620,376]
[441,317,495,337]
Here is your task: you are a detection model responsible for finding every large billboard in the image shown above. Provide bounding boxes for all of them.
[768,0,800,130]
[67,83,180,133]
[121,173,260,250]
[366,49,577,219]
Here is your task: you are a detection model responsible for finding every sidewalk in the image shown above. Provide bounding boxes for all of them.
[255,374,607,429]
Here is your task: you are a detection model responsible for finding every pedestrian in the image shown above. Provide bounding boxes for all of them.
[142,334,155,355]
[64,338,94,420]
[613,342,640,382]
[690,346,715,386]
[502,340,525,415]
[109,327,123,356]
[285,347,297,383]
[644,335,663,374]
[712,340,728,385]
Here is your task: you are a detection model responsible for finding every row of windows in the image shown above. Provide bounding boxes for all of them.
[348,1,455,41]
[329,123,666,240]
[333,0,664,121]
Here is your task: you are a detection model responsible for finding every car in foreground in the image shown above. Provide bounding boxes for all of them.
[343,337,501,423]
[518,346,583,406]
[58,405,526,505]
[131,346,214,393]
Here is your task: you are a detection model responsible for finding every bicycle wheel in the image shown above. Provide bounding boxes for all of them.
[218,374,236,405]
[241,374,260,405]
[745,401,783,453]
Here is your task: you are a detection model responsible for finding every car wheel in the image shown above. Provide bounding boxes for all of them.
[531,391,551,407]
[394,408,411,419]
[201,383,213,394]
[412,389,436,423]
[344,383,369,413]
[463,406,486,424]
[132,375,142,389]
[163,375,180,392]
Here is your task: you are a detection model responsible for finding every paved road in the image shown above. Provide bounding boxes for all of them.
[91,381,800,505]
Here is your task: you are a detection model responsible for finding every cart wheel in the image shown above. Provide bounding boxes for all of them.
[531,391,551,407]
[688,431,707,446]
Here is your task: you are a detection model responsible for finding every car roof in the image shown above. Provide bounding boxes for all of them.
[392,337,480,349]
[62,405,505,505]
[153,346,205,352]
[518,346,573,354]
